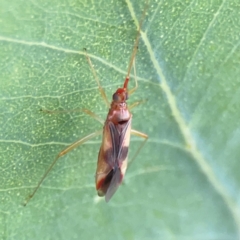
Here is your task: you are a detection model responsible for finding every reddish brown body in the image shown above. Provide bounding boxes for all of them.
[96,84,132,201]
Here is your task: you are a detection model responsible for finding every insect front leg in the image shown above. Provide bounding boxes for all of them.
[84,48,110,108]
[128,58,138,96]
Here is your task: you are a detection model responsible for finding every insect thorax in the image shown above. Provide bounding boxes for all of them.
[107,101,131,125]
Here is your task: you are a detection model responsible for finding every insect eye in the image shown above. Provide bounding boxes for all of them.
[113,92,120,101]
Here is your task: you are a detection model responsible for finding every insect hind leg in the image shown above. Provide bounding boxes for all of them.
[23,130,102,206]
[128,129,148,168]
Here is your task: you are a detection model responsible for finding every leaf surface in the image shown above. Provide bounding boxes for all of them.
[0,0,240,239]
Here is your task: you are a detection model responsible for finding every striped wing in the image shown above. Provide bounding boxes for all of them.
[95,117,132,201]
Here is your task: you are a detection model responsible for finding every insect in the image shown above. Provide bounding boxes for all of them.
[24,2,148,206]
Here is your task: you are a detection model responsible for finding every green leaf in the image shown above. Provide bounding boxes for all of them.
[1,0,240,239]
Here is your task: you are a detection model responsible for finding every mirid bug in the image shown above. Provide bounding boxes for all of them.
[24,2,148,206]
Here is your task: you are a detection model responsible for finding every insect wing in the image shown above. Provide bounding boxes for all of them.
[96,117,132,201]
[105,167,122,202]
[108,120,131,167]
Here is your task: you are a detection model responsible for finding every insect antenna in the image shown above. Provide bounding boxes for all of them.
[124,1,148,90]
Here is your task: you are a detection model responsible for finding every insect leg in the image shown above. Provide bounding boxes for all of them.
[128,129,148,167]
[128,58,138,95]
[41,108,104,125]
[23,130,102,206]
[84,48,110,107]
[128,60,147,110]
[128,98,147,110]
